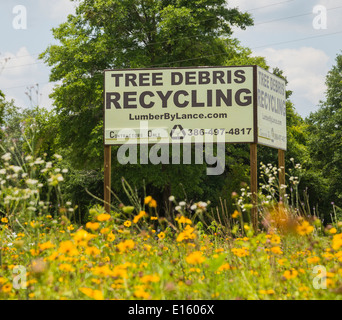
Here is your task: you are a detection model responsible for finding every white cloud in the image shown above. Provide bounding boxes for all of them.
[39,83,57,111]
[0,47,52,110]
[38,0,76,20]
[228,0,292,13]
[254,47,330,114]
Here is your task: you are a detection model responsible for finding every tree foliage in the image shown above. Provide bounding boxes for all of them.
[306,53,342,213]
[39,0,259,208]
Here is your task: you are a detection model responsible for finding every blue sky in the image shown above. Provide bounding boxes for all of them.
[0,0,341,118]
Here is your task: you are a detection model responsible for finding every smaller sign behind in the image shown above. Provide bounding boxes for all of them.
[256,66,287,151]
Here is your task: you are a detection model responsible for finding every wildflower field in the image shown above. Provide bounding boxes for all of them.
[1,152,342,300]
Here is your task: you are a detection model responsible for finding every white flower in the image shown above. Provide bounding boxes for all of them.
[190,204,197,210]
[11,166,22,173]
[57,175,64,182]
[198,201,207,208]
[34,158,45,165]
[1,153,11,161]
[0,169,6,174]
[168,196,175,202]
[55,168,61,173]
[66,201,72,206]
[25,155,33,161]
[179,201,186,206]
[26,179,38,185]
[54,154,62,160]
[175,206,181,211]
[62,168,68,173]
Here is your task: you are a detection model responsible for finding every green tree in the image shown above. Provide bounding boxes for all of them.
[40,0,256,208]
[306,52,342,217]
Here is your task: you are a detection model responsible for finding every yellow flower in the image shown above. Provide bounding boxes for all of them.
[329,227,337,234]
[73,229,96,244]
[283,269,298,280]
[259,289,275,295]
[176,216,192,225]
[30,221,39,228]
[30,249,39,256]
[140,274,160,283]
[1,217,8,223]
[112,265,128,278]
[100,227,110,234]
[270,234,281,244]
[296,221,314,236]
[124,220,132,228]
[79,287,104,300]
[149,199,157,208]
[92,265,114,277]
[134,288,150,299]
[232,210,240,218]
[186,251,205,265]
[38,241,55,251]
[133,211,146,224]
[117,239,135,253]
[335,251,342,262]
[218,263,230,271]
[231,247,249,257]
[144,196,152,205]
[157,232,165,240]
[58,240,79,256]
[107,232,115,242]
[1,283,12,293]
[97,213,111,222]
[59,263,75,272]
[307,256,320,264]
[48,252,59,261]
[277,259,287,266]
[85,246,101,256]
[299,286,309,292]
[176,225,196,242]
[270,246,283,255]
[150,216,158,220]
[332,233,342,250]
[86,222,100,231]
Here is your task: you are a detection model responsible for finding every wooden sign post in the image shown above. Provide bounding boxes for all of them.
[250,143,258,232]
[278,149,285,201]
[104,145,111,213]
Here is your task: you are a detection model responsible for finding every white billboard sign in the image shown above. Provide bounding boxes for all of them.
[104,66,286,150]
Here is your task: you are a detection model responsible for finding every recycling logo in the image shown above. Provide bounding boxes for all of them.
[170,125,186,140]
